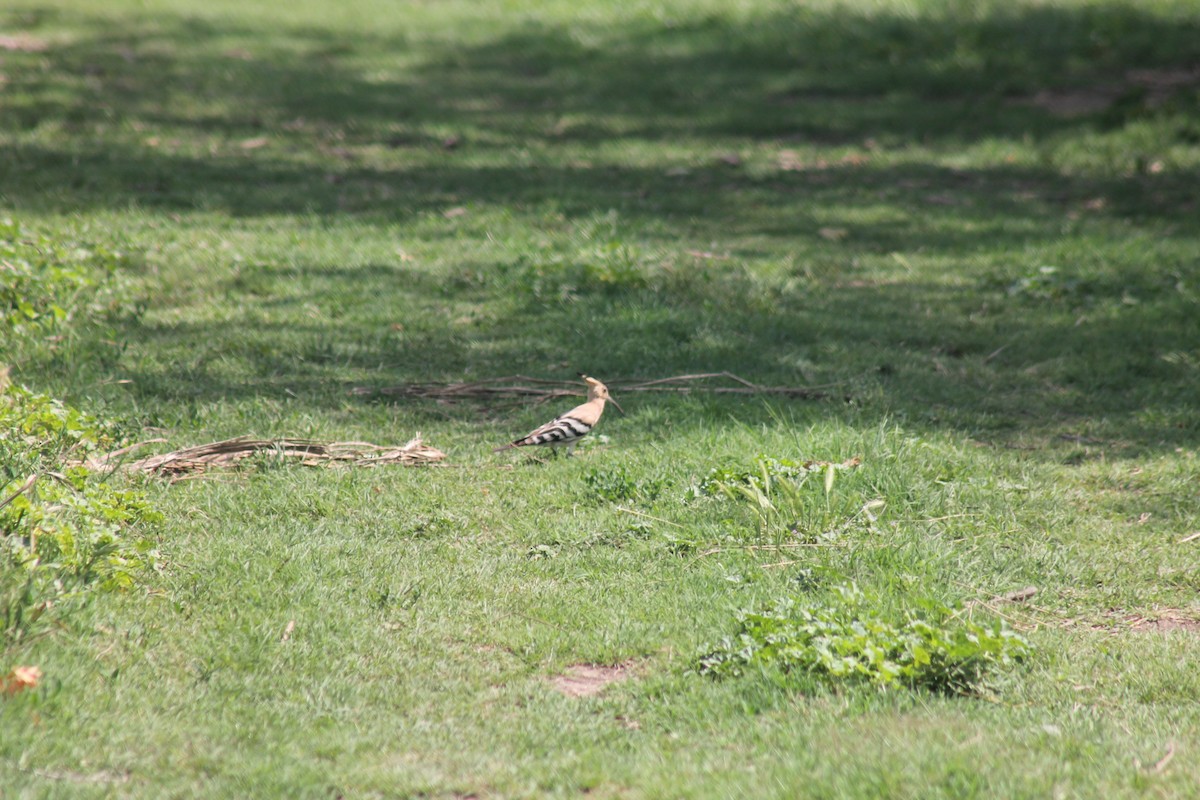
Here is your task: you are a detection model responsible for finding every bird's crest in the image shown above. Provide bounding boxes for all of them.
[578,373,620,410]
[579,373,606,399]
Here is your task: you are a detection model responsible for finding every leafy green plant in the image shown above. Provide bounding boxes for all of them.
[697,584,1030,696]
[1005,265,1089,303]
[1,471,161,590]
[1,385,161,648]
[691,455,862,540]
[399,510,466,539]
[694,456,816,495]
[513,252,651,302]
[583,466,668,504]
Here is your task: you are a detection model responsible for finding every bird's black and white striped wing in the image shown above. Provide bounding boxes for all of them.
[514,413,592,447]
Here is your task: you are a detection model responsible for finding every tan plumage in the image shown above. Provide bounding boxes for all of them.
[494,375,618,456]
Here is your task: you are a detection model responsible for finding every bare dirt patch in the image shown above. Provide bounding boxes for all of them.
[0,34,50,52]
[1127,612,1200,633]
[1091,610,1200,634]
[1015,68,1200,118]
[551,662,635,698]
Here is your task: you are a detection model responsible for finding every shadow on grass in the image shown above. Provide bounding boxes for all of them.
[99,250,1200,455]
[2,2,1198,454]
[2,3,1199,219]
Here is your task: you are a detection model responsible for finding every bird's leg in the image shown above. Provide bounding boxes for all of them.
[565,442,577,458]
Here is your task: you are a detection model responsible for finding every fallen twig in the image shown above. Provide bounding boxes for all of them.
[946,581,1045,631]
[1178,532,1200,544]
[623,371,760,390]
[1058,434,1105,445]
[693,541,847,559]
[614,506,685,529]
[74,438,167,471]
[959,600,1039,631]
[352,371,843,403]
[959,586,1038,609]
[1142,741,1176,774]
[0,473,38,512]
[999,586,1039,603]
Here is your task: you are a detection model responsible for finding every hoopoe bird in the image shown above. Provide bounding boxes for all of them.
[494,375,619,457]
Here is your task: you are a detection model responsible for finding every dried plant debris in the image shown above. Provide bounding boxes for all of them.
[354,372,841,404]
[1,665,42,697]
[82,435,446,479]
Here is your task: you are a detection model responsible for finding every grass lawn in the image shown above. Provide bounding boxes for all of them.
[2,0,1200,796]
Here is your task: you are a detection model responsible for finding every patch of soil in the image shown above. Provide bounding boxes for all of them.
[0,34,50,52]
[1081,609,1200,634]
[1127,613,1200,633]
[1088,611,1200,633]
[1014,68,1200,118]
[551,662,635,698]
[1023,87,1119,117]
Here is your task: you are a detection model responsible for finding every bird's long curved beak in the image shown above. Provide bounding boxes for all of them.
[609,396,624,414]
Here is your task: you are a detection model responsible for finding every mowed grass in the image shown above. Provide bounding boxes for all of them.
[2,0,1200,796]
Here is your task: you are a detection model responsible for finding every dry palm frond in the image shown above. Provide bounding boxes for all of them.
[79,435,446,480]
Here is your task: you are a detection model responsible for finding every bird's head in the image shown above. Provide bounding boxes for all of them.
[580,374,622,411]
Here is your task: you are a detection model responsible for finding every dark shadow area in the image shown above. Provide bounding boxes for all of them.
[1,4,1198,218]
[90,248,1199,456]
[5,138,1197,232]
[2,3,1198,455]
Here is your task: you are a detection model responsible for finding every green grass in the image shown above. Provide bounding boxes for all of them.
[2,0,1200,796]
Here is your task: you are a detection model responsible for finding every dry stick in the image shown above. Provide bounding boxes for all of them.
[947,580,1044,629]
[694,541,843,559]
[962,600,1037,631]
[353,371,843,401]
[622,371,760,389]
[618,369,872,394]
[40,471,80,490]
[77,438,167,471]
[899,513,974,523]
[161,472,237,485]
[0,473,38,512]
[463,374,568,388]
[1149,742,1176,774]
[614,506,685,529]
[953,579,1041,608]
[620,371,855,392]
[983,344,1009,364]
[353,374,578,398]
[623,385,826,397]
[1178,532,1200,544]
[999,586,1039,603]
